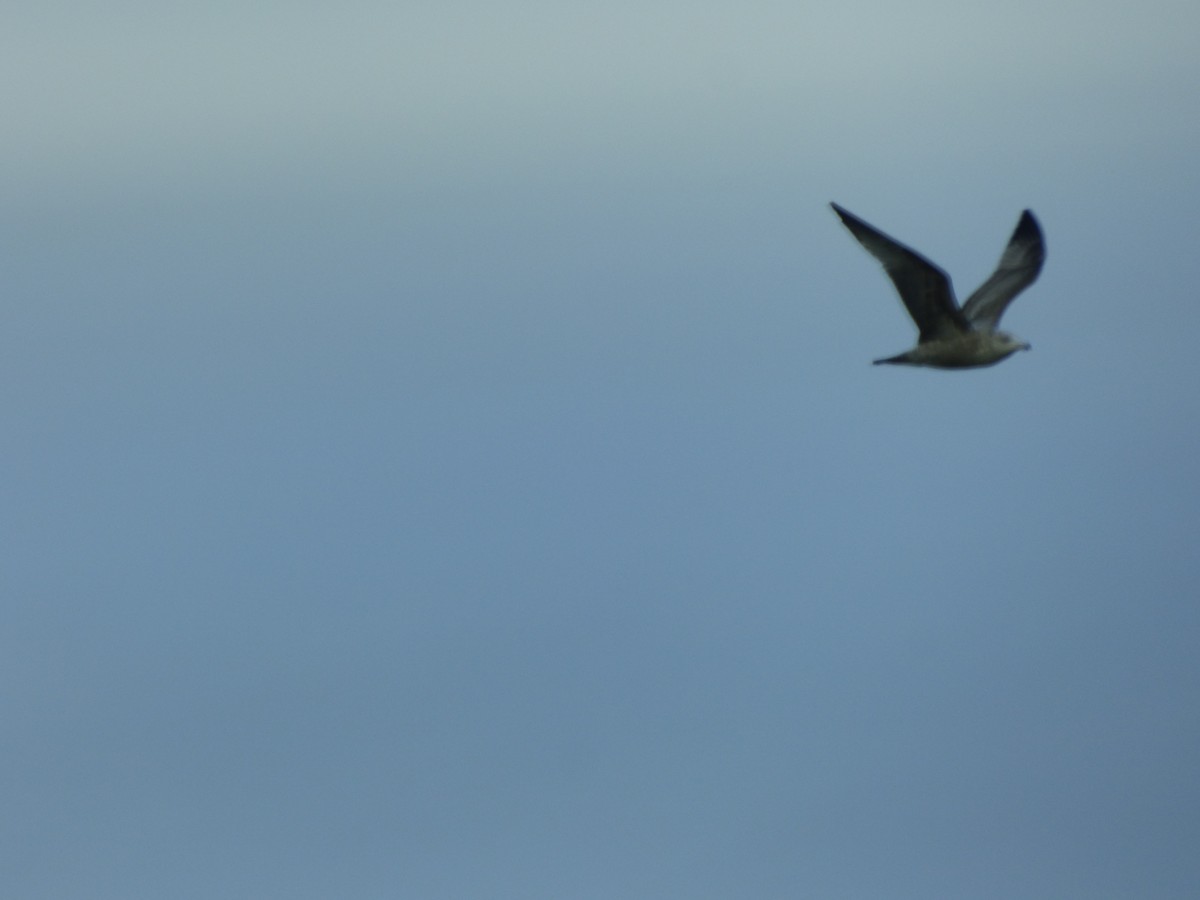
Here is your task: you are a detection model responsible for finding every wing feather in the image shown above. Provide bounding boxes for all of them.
[831,203,969,342]
[960,211,1045,331]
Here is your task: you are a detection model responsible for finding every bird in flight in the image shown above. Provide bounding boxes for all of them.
[831,202,1045,368]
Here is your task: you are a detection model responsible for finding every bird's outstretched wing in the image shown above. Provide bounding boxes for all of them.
[830,203,969,343]
[960,211,1045,332]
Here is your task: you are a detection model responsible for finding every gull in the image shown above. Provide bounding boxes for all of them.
[831,202,1045,368]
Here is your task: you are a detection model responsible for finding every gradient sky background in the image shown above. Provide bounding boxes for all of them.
[4,3,1199,898]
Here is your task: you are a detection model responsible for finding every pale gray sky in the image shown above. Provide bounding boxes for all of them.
[4,3,1199,898]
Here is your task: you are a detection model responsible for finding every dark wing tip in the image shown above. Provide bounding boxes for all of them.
[828,203,876,242]
[1015,210,1043,244]
[1012,210,1046,270]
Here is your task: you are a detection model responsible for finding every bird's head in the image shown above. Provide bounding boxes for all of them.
[996,331,1032,354]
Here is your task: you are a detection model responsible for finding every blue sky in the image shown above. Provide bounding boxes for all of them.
[4,3,1200,898]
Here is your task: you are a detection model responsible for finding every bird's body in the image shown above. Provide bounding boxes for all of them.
[831,203,1045,369]
[872,331,1032,369]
